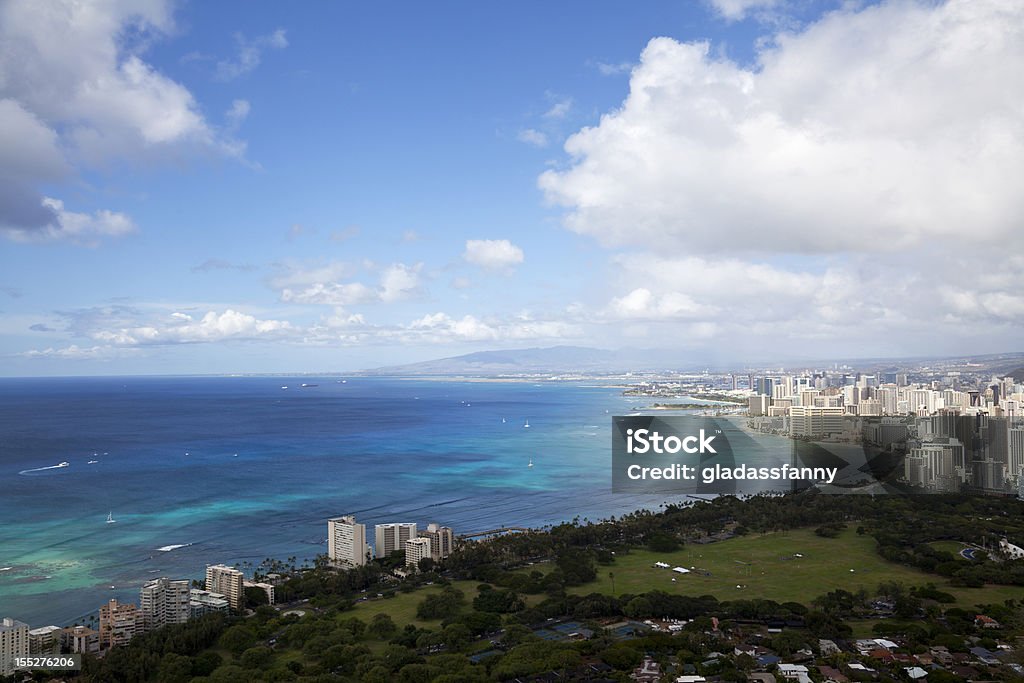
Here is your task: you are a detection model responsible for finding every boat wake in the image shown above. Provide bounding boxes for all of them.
[18,462,70,476]
[155,543,192,552]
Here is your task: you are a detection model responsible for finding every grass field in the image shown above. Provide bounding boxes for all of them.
[569,528,1021,609]
[346,580,484,629]
[927,540,969,557]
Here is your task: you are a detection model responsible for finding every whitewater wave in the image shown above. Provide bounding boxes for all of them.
[155,543,192,552]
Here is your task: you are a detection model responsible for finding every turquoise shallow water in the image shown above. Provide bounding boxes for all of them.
[0,376,790,625]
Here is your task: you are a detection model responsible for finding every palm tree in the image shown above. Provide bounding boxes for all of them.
[608,571,616,596]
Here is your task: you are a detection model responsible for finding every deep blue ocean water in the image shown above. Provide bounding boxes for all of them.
[0,376,790,626]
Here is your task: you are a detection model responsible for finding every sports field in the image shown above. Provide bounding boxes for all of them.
[570,527,1020,608]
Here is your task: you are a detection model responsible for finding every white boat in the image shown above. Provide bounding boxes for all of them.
[106,511,116,524]
[523,420,530,428]
[57,461,69,467]
[87,460,98,464]
[528,459,534,468]
[502,417,506,423]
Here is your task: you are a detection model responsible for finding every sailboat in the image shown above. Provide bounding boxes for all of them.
[528,458,534,468]
[502,417,506,423]
[106,511,116,524]
[523,419,530,428]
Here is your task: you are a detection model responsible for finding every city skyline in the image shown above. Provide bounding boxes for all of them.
[2,0,1024,376]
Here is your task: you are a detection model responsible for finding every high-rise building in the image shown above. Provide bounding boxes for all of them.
[973,459,1005,492]
[374,523,417,559]
[27,626,61,656]
[140,577,191,630]
[62,625,99,654]
[986,418,1009,464]
[789,406,845,438]
[205,565,244,611]
[328,516,368,568]
[1009,427,1024,483]
[404,537,433,569]
[1,617,29,677]
[99,599,139,649]
[748,395,770,417]
[189,590,230,618]
[419,523,455,562]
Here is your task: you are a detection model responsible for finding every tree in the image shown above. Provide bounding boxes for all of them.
[218,624,257,656]
[369,613,397,639]
[239,645,274,670]
[417,586,465,620]
[624,596,653,619]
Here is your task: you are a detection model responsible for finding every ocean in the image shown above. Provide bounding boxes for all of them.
[0,376,790,626]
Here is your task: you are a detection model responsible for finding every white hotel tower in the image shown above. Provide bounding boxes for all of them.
[375,523,417,559]
[328,515,368,567]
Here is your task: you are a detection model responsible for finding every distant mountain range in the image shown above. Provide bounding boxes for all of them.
[356,346,1024,377]
[357,346,679,375]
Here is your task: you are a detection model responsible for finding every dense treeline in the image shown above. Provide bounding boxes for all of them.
[446,493,1024,591]
[71,492,1024,682]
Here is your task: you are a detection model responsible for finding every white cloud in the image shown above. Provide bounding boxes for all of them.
[226,99,251,127]
[89,309,293,346]
[463,239,525,271]
[540,1,1024,255]
[543,96,572,119]
[22,344,130,360]
[378,263,423,302]
[4,197,137,244]
[277,262,424,306]
[0,0,245,242]
[595,61,633,76]
[608,288,715,320]
[215,29,288,81]
[281,282,378,306]
[707,0,780,21]
[517,128,549,148]
[397,312,580,344]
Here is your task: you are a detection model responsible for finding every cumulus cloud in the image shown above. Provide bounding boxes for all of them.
[0,0,245,242]
[591,249,1024,358]
[22,344,131,360]
[540,1,1024,254]
[4,198,137,244]
[81,308,292,346]
[215,29,288,81]
[277,262,424,306]
[395,312,581,344]
[463,239,525,271]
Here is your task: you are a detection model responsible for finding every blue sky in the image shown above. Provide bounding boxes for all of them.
[2,0,1023,375]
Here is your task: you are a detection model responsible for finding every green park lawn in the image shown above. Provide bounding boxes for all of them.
[569,527,1021,609]
[346,580,484,629]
